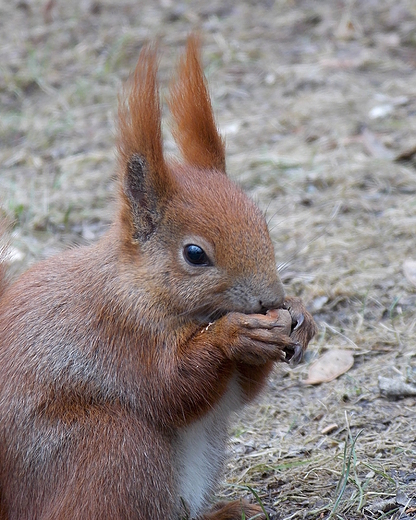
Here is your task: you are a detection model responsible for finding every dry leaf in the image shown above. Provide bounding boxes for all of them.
[403,259,416,287]
[304,349,354,385]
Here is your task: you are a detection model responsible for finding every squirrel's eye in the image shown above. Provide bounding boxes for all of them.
[183,244,210,266]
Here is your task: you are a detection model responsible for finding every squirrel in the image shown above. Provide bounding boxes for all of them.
[0,35,317,520]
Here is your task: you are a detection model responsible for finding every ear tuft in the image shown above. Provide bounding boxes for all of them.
[117,43,165,178]
[116,43,174,244]
[169,34,226,173]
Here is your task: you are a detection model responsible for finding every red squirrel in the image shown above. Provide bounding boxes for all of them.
[0,35,317,519]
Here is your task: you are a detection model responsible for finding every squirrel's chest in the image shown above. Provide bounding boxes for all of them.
[173,375,243,518]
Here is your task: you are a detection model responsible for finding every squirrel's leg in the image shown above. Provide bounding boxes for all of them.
[199,499,266,519]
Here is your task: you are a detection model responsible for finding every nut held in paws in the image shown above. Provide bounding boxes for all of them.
[266,308,292,335]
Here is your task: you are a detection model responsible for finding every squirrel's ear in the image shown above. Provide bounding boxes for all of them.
[117,44,175,243]
[168,34,226,173]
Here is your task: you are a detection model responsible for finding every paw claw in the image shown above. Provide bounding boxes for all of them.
[293,313,304,331]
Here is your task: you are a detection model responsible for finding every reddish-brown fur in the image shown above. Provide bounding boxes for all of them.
[168,35,226,172]
[0,35,317,519]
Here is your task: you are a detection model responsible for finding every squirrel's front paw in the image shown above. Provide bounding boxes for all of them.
[215,310,296,366]
[281,296,318,363]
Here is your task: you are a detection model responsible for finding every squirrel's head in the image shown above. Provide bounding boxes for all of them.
[115,35,284,323]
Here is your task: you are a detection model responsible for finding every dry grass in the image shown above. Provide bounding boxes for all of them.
[1,0,416,518]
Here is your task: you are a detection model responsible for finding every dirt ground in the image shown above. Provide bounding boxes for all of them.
[1,0,416,518]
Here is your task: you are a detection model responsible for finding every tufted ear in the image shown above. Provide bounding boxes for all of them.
[117,44,175,243]
[168,34,226,173]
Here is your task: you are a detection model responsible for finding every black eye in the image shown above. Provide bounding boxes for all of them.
[183,244,210,266]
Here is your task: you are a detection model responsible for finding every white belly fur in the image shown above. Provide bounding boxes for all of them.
[174,375,243,518]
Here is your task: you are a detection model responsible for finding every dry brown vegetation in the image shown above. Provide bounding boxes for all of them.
[1,0,416,518]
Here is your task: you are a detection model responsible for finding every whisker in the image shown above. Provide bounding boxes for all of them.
[274,200,342,274]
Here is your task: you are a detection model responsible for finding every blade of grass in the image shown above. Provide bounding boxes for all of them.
[240,485,270,520]
[327,423,363,519]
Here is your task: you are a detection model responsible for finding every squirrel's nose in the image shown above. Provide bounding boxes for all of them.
[258,280,285,313]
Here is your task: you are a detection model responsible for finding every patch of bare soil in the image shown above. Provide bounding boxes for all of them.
[1,1,416,518]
